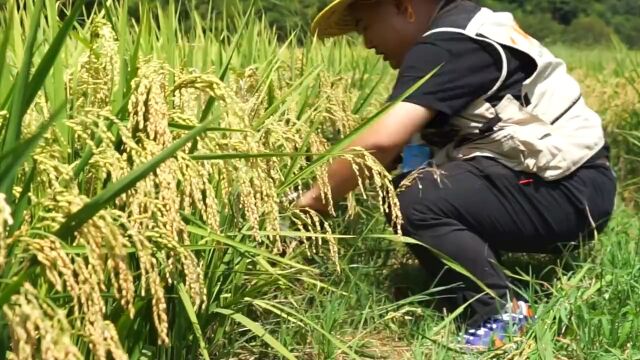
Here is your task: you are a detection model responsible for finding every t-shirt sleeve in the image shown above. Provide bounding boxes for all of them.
[388,32,504,116]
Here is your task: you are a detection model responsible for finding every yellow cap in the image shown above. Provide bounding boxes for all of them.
[311,0,360,39]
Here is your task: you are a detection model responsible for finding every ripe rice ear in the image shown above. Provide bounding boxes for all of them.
[3,284,83,360]
[0,193,14,270]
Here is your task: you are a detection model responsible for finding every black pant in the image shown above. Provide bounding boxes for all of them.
[388,156,616,328]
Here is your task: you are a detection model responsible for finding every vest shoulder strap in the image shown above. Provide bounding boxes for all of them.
[423,27,508,100]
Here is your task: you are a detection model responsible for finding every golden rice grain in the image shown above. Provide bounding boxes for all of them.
[0,193,12,234]
[0,193,14,271]
[71,18,119,111]
[3,284,82,360]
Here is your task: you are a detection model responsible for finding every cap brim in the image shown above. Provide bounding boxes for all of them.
[311,0,358,39]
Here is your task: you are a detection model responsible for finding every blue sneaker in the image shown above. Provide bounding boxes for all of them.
[462,300,534,349]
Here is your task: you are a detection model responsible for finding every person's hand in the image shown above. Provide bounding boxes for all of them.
[293,188,331,217]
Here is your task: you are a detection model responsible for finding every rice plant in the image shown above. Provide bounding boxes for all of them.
[0,0,638,359]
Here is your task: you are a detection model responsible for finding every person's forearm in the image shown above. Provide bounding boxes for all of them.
[294,102,434,214]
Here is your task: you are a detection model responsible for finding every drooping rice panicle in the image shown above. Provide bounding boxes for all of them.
[3,284,83,360]
[0,192,14,270]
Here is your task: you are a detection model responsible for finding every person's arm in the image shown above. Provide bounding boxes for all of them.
[295,102,436,215]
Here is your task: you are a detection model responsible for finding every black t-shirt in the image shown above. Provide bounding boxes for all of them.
[388,30,608,159]
[389,32,536,115]
[388,31,536,147]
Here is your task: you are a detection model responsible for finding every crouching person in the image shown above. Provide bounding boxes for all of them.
[295,0,616,349]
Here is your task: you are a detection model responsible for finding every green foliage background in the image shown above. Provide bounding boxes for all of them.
[0,1,638,358]
[114,0,639,47]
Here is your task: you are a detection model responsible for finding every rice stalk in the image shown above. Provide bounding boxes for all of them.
[111,59,208,343]
[5,18,208,352]
[1,3,429,358]
[172,68,297,246]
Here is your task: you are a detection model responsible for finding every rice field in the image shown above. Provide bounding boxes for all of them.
[0,1,639,359]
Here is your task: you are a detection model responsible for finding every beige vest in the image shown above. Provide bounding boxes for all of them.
[421,8,605,181]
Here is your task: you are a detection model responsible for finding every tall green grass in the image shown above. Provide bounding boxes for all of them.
[0,1,638,359]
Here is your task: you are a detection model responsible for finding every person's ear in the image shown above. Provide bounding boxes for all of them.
[394,0,416,22]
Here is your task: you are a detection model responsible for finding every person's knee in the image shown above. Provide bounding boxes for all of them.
[396,184,449,237]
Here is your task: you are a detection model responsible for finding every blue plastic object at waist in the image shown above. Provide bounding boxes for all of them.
[402,144,432,172]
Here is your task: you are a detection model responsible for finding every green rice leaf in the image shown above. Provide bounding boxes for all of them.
[0,5,14,87]
[1,0,45,174]
[218,0,254,81]
[190,151,325,161]
[257,66,323,125]
[168,123,249,132]
[0,103,65,194]
[213,307,296,360]
[24,0,84,109]
[186,225,317,272]
[177,283,210,360]
[252,299,359,359]
[0,268,30,309]
[8,163,36,235]
[352,63,386,115]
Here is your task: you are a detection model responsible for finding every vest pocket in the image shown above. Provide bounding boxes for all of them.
[447,94,603,180]
[496,95,563,174]
[457,95,566,176]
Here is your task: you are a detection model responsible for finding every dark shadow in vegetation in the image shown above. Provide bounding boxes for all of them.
[385,241,598,313]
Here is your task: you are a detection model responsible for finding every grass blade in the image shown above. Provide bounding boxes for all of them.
[1,0,45,193]
[213,308,296,360]
[252,299,359,359]
[388,234,498,299]
[0,103,65,193]
[177,283,210,360]
[0,5,14,86]
[24,0,84,109]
